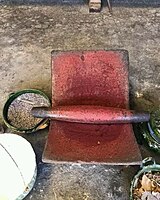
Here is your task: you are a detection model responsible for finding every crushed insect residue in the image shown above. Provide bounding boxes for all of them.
[7,93,50,130]
[133,171,160,200]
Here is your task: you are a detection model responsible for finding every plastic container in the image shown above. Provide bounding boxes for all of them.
[130,157,160,200]
[3,89,51,133]
[0,133,37,200]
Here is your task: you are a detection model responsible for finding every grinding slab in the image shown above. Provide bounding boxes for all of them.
[43,50,142,165]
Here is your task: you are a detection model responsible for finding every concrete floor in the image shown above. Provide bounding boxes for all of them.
[0,2,160,200]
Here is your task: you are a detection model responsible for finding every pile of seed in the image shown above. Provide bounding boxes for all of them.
[7,93,50,130]
[133,171,160,200]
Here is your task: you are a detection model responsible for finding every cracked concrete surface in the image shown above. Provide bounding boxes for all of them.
[0,3,160,200]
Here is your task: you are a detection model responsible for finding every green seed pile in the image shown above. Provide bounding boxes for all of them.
[7,93,50,130]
